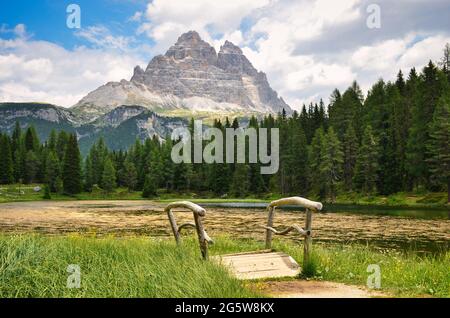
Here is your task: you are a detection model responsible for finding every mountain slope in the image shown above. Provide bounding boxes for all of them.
[0,103,78,140]
[0,103,186,155]
[72,31,291,121]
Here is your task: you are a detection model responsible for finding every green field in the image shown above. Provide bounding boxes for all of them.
[0,234,448,298]
[0,184,448,208]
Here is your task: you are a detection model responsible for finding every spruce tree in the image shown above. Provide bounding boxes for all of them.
[342,123,358,191]
[142,172,157,198]
[101,157,116,193]
[0,134,14,184]
[25,150,39,184]
[62,134,82,195]
[353,126,380,194]
[120,158,138,191]
[308,127,326,198]
[230,164,250,197]
[320,127,343,202]
[427,94,450,202]
[45,151,60,192]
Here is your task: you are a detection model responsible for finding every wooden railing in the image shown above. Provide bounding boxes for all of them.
[265,197,323,267]
[165,196,322,267]
[165,201,213,260]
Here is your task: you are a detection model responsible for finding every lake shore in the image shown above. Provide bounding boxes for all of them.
[1,185,449,209]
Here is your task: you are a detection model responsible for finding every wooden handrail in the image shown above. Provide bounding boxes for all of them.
[268,196,323,211]
[165,201,212,260]
[265,196,322,268]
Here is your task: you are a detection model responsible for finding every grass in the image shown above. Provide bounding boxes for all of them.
[0,234,448,298]
[209,237,449,298]
[0,234,260,298]
[1,184,448,208]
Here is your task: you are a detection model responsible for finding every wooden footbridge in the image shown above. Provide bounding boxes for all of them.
[165,197,323,280]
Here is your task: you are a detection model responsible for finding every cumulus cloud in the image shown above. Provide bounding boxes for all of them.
[1,0,450,110]
[0,34,144,107]
[137,0,270,53]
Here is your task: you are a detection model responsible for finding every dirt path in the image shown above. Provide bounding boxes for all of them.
[252,280,385,298]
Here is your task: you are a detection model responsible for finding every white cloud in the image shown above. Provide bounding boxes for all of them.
[137,0,270,53]
[2,0,450,111]
[0,33,144,107]
[75,25,135,51]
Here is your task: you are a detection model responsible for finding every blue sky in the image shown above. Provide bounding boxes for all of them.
[0,1,149,49]
[1,0,449,109]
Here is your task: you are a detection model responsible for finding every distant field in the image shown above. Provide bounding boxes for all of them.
[0,184,448,208]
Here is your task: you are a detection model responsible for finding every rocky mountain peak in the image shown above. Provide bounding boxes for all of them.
[165,31,217,64]
[131,65,145,82]
[219,40,243,55]
[175,30,202,45]
[73,30,292,120]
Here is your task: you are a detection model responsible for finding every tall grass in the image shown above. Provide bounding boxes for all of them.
[0,234,260,298]
[0,234,448,298]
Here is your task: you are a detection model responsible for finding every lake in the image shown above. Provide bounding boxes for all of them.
[0,200,448,255]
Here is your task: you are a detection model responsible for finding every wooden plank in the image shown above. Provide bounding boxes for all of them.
[213,251,300,280]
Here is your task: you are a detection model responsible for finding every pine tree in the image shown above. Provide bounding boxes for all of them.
[25,150,39,184]
[62,134,82,195]
[0,134,14,184]
[353,126,380,194]
[320,127,343,202]
[24,126,39,152]
[230,164,250,197]
[342,123,358,191]
[439,43,450,80]
[101,157,116,193]
[56,131,68,161]
[11,122,22,182]
[142,173,157,198]
[45,151,60,192]
[427,94,450,202]
[83,155,94,192]
[120,158,138,191]
[308,127,326,198]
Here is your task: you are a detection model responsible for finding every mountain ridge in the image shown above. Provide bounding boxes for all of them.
[72,31,292,121]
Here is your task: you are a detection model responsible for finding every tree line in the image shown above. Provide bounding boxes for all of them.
[0,46,449,202]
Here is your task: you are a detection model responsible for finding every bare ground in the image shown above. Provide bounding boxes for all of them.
[249,280,386,298]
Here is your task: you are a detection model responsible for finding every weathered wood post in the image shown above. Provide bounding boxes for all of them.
[194,213,208,260]
[165,201,212,260]
[167,208,181,245]
[265,206,275,249]
[265,197,322,269]
[303,208,313,268]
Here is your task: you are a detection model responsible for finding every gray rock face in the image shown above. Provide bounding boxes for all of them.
[73,31,291,120]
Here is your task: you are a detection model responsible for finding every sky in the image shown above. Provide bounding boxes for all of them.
[0,0,449,110]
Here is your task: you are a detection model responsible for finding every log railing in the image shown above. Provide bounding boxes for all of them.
[165,201,213,260]
[265,197,323,267]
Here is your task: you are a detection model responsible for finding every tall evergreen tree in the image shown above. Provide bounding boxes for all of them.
[45,151,60,192]
[230,164,250,197]
[342,123,358,191]
[427,94,450,202]
[62,134,82,195]
[353,126,380,194]
[101,157,116,193]
[320,127,343,202]
[120,158,138,191]
[0,134,14,184]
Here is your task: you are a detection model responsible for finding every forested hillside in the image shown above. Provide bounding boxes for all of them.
[1,49,449,202]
